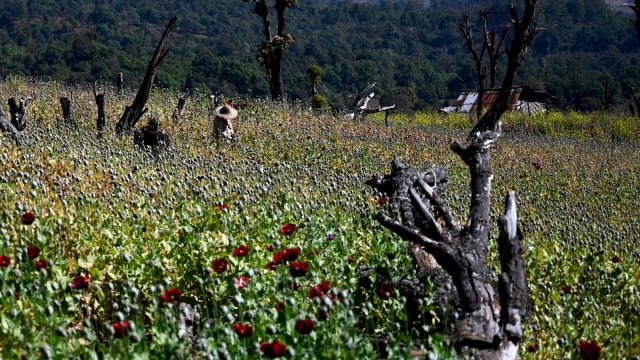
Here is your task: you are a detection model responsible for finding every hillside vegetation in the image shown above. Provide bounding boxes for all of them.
[0,0,639,112]
[0,77,639,358]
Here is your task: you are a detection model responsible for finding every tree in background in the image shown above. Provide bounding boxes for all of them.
[306,64,329,110]
[243,0,298,101]
[306,64,322,95]
[459,8,510,120]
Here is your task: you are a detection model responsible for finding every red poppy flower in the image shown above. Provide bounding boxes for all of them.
[610,256,620,263]
[279,223,296,236]
[276,301,285,311]
[354,318,363,328]
[36,259,48,271]
[526,344,538,353]
[319,280,331,293]
[266,244,275,252]
[309,280,331,299]
[561,285,573,295]
[273,247,300,264]
[13,291,19,300]
[376,283,395,300]
[27,245,40,259]
[216,202,228,211]
[289,261,309,277]
[21,212,36,225]
[70,275,90,290]
[113,321,131,338]
[236,276,250,289]
[0,255,11,267]
[212,258,228,273]
[577,339,602,360]
[266,261,277,270]
[532,161,542,170]
[233,323,254,338]
[162,287,181,303]
[295,318,315,335]
[376,196,388,204]
[260,340,287,358]
[233,244,249,257]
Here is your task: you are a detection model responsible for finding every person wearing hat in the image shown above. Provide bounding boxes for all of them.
[213,104,238,142]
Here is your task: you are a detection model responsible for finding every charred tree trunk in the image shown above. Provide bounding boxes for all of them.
[115,16,176,135]
[8,97,28,131]
[93,83,106,133]
[60,97,74,127]
[367,2,539,358]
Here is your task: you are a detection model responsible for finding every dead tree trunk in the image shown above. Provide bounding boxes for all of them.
[8,97,28,131]
[250,0,297,101]
[367,1,539,358]
[115,16,176,135]
[117,72,124,95]
[0,103,21,145]
[93,83,106,133]
[172,96,187,123]
[60,97,74,127]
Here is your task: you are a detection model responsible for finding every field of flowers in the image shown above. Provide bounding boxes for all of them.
[0,77,639,359]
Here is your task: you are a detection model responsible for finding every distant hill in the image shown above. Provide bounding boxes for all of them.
[0,0,639,112]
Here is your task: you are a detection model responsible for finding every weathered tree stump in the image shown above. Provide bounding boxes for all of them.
[116,72,124,95]
[8,97,28,131]
[133,117,170,155]
[366,2,539,358]
[0,103,21,145]
[172,95,187,123]
[93,83,106,133]
[59,97,75,127]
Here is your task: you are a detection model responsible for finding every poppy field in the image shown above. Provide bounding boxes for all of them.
[0,77,639,359]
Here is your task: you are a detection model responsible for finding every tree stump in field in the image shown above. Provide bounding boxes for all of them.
[366,1,539,358]
[0,104,21,145]
[59,97,75,127]
[8,97,28,131]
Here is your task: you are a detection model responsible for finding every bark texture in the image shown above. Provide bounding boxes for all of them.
[368,2,538,358]
[0,103,21,145]
[115,16,176,135]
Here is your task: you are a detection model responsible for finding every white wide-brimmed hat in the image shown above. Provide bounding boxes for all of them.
[215,105,238,120]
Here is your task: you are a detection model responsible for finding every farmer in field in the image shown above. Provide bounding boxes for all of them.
[213,102,238,143]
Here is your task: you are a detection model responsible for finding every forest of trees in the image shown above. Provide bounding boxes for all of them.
[0,0,638,112]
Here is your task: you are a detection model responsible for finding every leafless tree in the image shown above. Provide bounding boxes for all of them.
[460,9,510,120]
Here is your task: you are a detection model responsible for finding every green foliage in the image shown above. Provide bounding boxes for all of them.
[311,93,330,110]
[0,78,639,359]
[0,0,639,112]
